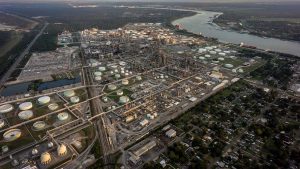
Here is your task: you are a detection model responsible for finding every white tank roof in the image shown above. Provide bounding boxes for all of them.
[57,112,69,121]
[3,129,22,141]
[119,96,130,104]
[70,96,80,103]
[33,121,46,130]
[48,103,59,111]
[94,71,102,76]
[0,104,13,114]
[108,84,117,91]
[63,90,75,97]
[18,110,33,120]
[19,102,33,111]
[38,96,51,105]
[122,79,129,85]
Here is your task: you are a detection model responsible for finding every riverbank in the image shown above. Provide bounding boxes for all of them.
[171,9,300,57]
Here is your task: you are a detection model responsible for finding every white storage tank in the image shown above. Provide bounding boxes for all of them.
[57,112,69,121]
[108,84,117,91]
[18,110,33,120]
[48,103,58,111]
[70,96,80,103]
[0,104,14,114]
[119,96,130,104]
[19,102,33,111]
[38,96,51,105]
[122,79,129,85]
[63,90,75,98]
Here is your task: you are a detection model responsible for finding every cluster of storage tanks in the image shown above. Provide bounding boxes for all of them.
[0,95,57,142]
[93,61,136,82]
[63,90,80,104]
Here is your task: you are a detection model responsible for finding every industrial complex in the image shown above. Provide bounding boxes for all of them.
[0,22,288,169]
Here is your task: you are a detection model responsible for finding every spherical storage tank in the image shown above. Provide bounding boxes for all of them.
[38,96,51,105]
[119,96,130,104]
[41,152,51,165]
[57,144,67,156]
[70,96,80,103]
[18,110,33,120]
[63,90,75,98]
[19,102,33,111]
[0,104,13,114]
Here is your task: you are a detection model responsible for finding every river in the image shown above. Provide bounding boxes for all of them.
[172,10,300,57]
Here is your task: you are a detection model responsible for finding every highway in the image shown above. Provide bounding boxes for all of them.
[0,22,49,88]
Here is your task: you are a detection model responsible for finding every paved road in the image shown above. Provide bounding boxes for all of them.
[81,48,115,169]
[0,22,49,87]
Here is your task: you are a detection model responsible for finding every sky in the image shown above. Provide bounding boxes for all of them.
[1,0,300,2]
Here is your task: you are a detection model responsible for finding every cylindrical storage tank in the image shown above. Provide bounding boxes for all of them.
[38,96,51,105]
[115,74,121,79]
[63,90,75,98]
[119,96,130,104]
[41,152,51,165]
[122,79,129,85]
[95,76,102,81]
[199,56,205,60]
[3,129,22,141]
[102,97,108,102]
[205,47,213,50]
[57,112,69,121]
[136,76,142,81]
[33,121,46,130]
[0,104,14,114]
[94,71,102,76]
[116,90,123,96]
[209,51,217,55]
[48,103,58,111]
[108,84,117,91]
[70,96,80,103]
[0,119,5,129]
[18,110,33,120]
[224,64,234,68]
[219,52,226,56]
[19,102,33,111]
[98,67,106,72]
[57,144,67,156]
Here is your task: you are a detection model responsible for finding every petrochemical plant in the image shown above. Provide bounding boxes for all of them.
[0,23,264,169]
